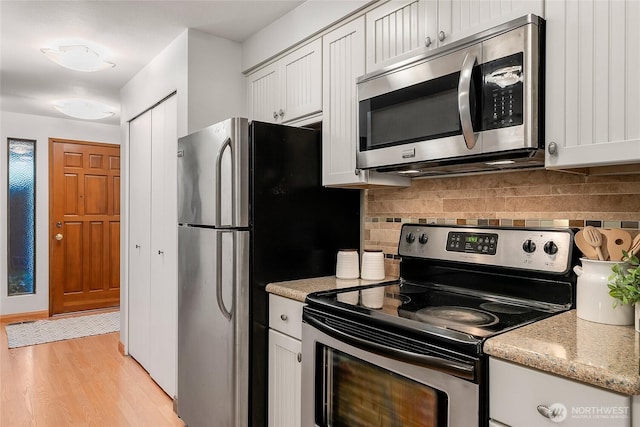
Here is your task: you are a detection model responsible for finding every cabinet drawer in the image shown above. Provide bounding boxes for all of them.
[269,294,304,340]
[490,358,631,426]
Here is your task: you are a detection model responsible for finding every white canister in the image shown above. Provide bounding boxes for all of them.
[361,249,385,281]
[336,249,359,279]
[574,258,634,325]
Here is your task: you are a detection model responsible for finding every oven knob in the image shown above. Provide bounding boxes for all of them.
[418,233,428,244]
[544,241,558,255]
[522,239,536,253]
[405,232,415,244]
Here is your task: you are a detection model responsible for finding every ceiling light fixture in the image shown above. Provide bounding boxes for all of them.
[52,99,115,120]
[41,43,115,72]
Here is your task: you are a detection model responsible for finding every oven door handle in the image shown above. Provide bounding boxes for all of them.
[458,51,478,150]
[305,315,476,381]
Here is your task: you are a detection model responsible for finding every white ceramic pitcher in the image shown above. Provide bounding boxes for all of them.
[574,258,633,325]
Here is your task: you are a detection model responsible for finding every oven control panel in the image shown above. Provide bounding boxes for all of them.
[398,224,574,274]
[446,232,498,255]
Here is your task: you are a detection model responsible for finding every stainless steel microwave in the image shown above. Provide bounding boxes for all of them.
[357,14,544,177]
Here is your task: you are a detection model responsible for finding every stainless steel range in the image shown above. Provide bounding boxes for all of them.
[301,224,578,427]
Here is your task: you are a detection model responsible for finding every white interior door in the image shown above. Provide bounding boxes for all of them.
[128,110,152,369]
[149,94,178,397]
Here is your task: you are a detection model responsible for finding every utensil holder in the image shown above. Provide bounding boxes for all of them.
[574,258,633,325]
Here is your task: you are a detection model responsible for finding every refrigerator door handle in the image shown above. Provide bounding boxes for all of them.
[216,230,234,321]
[215,137,234,227]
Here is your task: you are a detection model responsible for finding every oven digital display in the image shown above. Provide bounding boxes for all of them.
[447,232,498,255]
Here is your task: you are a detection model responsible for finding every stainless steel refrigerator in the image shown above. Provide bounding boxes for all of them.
[177,118,360,427]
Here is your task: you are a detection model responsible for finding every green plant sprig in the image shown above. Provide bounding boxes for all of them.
[607,251,640,306]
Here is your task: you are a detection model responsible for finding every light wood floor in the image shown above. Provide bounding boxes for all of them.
[0,316,184,426]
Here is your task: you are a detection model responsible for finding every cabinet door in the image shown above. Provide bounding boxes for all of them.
[280,38,322,123]
[149,94,178,397]
[365,0,426,73]
[545,0,640,169]
[437,0,543,48]
[322,17,366,186]
[323,18,410,188]
[128,110,152,370]
[247,62,280,123]
[490,358,631,427]
[268,329,302,427]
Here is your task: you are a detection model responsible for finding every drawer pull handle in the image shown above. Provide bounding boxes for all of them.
[297,352,302,363]
[280,314,288,321]
[537,404,565,421]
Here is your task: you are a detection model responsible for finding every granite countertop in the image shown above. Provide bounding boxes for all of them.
[265,275,398,302]
[484,310,640,395]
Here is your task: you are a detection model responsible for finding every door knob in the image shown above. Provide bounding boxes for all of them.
[55,233,63,241]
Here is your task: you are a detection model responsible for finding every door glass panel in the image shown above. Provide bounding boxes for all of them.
[7,139,36,295]
[317,345,447,426]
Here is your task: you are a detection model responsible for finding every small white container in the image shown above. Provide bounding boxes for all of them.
[336,278,359,305]
[361,286,385,309]
[361,249,385,281]
[336,249,359,279]
[574,258,633,325]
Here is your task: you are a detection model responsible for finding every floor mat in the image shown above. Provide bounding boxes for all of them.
[5,311,120,348]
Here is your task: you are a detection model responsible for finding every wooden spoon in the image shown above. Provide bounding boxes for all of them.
[583,226,605,260]
[599,228,632,261]
[575,230,598,260]
[629,233,640,257]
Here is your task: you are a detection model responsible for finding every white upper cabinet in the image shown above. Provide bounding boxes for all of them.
[435,0,543,49]
[545,0,640,170]
[247,38,322,124]
[322,16,409,187]
[365,0,543,73]
[365,0,426,73]
[246,62,280,123]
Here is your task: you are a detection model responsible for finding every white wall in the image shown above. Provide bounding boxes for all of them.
[187,30,246,132]
[0,111,120,316]
[120,30,188,134]
[241,0,370,72]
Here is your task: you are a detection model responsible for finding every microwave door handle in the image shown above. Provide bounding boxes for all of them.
[458,52,478,150]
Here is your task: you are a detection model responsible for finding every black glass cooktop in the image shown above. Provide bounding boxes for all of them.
[306,280,565,344]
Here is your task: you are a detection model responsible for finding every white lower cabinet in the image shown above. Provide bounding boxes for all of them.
[490,358,632,426]
[268,294,303,427]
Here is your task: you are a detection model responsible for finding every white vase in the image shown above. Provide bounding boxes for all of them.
[635,303,640,333]
[573,258,634,325]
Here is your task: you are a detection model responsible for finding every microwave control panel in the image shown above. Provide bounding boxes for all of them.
[481,52,524,130]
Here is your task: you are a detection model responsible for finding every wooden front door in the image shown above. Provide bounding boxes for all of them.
[50,139,121,315]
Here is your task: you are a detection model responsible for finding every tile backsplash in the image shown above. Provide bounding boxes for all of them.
[364,169,640,277]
